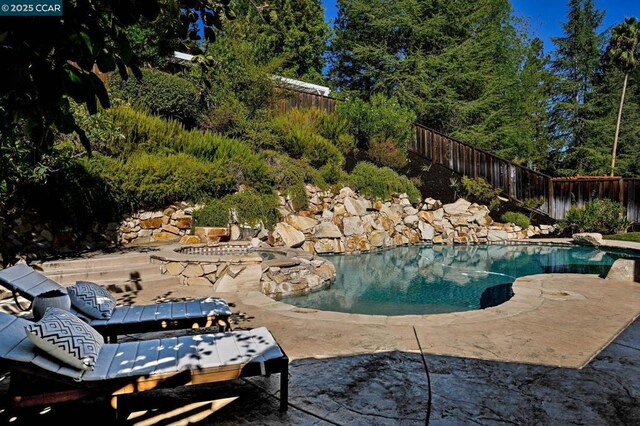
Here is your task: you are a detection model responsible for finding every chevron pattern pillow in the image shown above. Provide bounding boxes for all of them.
[68,281,117,320]
[25,307,104,371]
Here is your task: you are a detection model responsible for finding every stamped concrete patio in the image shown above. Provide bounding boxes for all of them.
[1,239,640,424]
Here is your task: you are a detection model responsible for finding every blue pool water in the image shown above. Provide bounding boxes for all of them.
[281,244,640,315]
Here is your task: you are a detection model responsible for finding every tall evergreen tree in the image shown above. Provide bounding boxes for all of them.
[329,0,550,166]
[232,0,330,83]
[505,38,555,170]
[549,0,605,175]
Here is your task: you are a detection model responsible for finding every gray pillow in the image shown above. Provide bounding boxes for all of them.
[25,307,104,371]
[68,281,117,319]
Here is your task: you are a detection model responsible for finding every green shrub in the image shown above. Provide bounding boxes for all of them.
[83,153,237,210]
[366,137,408,170]
[109,68,202,127]
[501,212,531,229]
[271,109,345,169]
[283,183,309,211]
[560,200,631,234]
[193,191,281,229]
[263,150,326,190]
[337,93,416,152]
[349,162,421,202]
[107,106,272,193]
[317,112,356,156]
[461,176,502,210]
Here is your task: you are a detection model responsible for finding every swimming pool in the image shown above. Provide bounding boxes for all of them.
[281,244,640,315]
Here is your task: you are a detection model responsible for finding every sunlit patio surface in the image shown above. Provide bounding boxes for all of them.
[1,239,639,424]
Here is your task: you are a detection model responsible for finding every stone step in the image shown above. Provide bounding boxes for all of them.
[44,263,162,286]
[38,252,153,272]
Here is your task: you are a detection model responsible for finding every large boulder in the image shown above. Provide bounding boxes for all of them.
[369,230,389,247]
[418,222,435,241]
[487,229,509,242]
[379,204,403,223]
[274,223,305,248]
[343,216,365,236]
[344,197,366,216]
[606,258,640,282]
[443,198,472,215]
[573,233,604,247]
[286,215,318,231]
[314,222,342,239]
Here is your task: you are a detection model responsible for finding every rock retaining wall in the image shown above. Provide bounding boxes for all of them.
[118,204,194,245]
[270,186,556,255]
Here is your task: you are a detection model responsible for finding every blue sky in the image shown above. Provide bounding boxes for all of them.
[322,0,640,53]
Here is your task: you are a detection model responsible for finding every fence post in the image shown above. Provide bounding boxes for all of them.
[547,177,554,218]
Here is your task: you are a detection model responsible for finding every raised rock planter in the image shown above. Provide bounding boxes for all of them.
[151,243,336,299]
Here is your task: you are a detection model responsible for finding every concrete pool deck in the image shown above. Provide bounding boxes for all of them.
[2,238,640,423]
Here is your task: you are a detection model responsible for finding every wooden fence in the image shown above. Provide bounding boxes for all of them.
[411,124,640,223]
[276,89,640,223]
[275,88,339,114]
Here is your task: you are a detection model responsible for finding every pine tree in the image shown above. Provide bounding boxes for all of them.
[233,0,330,83]
[330,0,549,166]
[549,0,605,176]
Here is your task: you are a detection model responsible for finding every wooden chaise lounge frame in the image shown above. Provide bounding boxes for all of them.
[0,264,233,341]
[0,312,289,420]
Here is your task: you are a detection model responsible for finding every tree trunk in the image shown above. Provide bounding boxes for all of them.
[611,72,629,176]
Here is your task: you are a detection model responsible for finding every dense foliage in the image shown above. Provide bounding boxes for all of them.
[349,162,421,203]
[559,199,631,234]
[110,69,203,127]
[193,190,281,229]
[501,212,531,229]
[460,177,502,211]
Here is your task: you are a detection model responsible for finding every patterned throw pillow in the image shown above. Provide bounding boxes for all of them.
[25,307,104,371]
[68,281,117,320]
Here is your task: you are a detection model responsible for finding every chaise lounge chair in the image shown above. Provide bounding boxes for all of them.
[0,264,233,342]
[0,309,288,420]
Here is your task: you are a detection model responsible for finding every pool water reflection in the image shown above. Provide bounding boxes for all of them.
[281,244,640,315]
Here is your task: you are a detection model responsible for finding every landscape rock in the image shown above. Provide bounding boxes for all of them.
[343,216,365,236]
[314,222,342,239]
[274,223,306,248]
[573,233,604,247]
[606,258,640,282]
[443,199,472,215]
